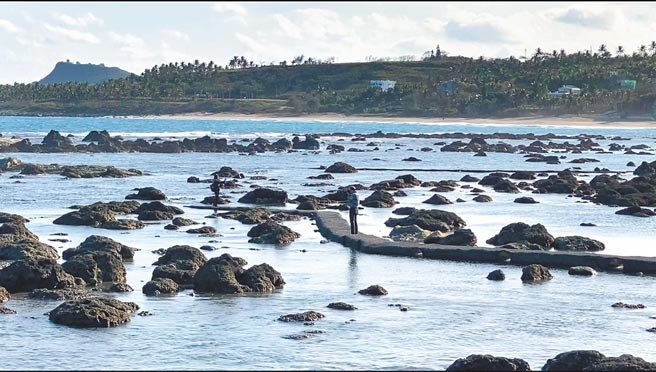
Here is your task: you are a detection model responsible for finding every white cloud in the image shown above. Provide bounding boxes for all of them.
[54,12,104,27]
[0,19,21,33]
[272,14,301,39]
[212,2,247,16]
[554,7,615,30]
[162,29,190,41]
[44,24,100,43]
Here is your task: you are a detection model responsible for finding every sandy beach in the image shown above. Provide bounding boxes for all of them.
[149,112,656,128]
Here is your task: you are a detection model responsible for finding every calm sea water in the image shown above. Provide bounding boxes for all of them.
[1,116,656,370]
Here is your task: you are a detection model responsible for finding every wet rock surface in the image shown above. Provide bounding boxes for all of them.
[446,354,531,371]
[48,297,139,328]
[193,253,285,294]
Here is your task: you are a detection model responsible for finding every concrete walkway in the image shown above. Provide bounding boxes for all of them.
[314,211,656,275]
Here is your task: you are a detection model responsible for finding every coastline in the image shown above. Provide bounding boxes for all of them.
[148,112,656,128]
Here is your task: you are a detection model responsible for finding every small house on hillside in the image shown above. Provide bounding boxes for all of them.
[548,84,581,97]
[370,80,396,92]
[440,80,457,94]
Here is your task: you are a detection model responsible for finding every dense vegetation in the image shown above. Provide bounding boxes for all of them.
[2,44,656,118]
[38,61,131,85]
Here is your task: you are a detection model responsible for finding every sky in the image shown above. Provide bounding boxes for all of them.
[0,1,655,84]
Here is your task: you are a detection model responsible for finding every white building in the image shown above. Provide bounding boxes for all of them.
[370,80,396,92]
[548,84,582,97]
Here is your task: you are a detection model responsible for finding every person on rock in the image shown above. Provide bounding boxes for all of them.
[210,174,221,209]
[347,186,360,234]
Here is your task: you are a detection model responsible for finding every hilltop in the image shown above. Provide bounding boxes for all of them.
[38,61,132,84]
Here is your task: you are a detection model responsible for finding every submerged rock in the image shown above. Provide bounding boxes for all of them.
[568,266,597,276]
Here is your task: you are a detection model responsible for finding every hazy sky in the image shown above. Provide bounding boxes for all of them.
[0,1,654,84]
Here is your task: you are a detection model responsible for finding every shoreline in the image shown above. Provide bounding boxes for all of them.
[146,112,656,128]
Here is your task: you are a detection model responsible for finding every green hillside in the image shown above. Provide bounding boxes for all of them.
[2,47,656,118]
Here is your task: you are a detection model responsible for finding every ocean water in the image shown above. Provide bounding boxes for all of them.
[1,116,656,370]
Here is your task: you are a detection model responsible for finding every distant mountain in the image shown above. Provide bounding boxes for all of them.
[38,61,132,84]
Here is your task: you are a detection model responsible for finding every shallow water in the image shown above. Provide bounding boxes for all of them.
[1,116,656,370]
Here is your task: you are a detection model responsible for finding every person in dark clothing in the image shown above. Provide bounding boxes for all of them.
[210,174,221,208]
[347,186,360,234]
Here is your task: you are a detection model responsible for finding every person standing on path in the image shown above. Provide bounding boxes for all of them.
[347,186,360,235]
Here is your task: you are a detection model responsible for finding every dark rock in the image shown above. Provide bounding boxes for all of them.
[361,190,397,208]
[487,222,554,249]
[186,226,216,234]
[385,209,466,232]
[423,194,453,205]
[172,217,197,226]
[473,195,493,202]
[568,266,597,276]
[0,239,59,261]
[541,350,656,371]
[99,219,144,230]
[389,225,430,241]
[28,287,88,300]
[392,207,417,215]
[247,220,300,245]
[142,278,179,296]
[425,229,477,246]
[138,210,175,221]
[460,175,480,182]
[62,250,126,286]
[611,302,645,309]
[445,354,531,371]
[107,283,133,293]
[214,166,243,178]
[48,297,138,328]
[152,259,201,285]
[153,245,207,267]
[220,208,272,224]
[521,264,553,282]
[134,201,183,216]
[324,162,357,173]
[487,269,505,281]
[164,224,178,230]
[63,235,135,260]
[0,257,76,293]
[493,179,520,193]
[402,157,421,162]
[580,223,597,227]
[514,196,539,204]
[53,209,116,227]
[327,302,357,310]
[278,311,325,322]
[125,187,166,201]
[193,253,284,294]
[238,187,288,205]
[510,171,536,180]
[358,285,388,296]
[553,236,605,252]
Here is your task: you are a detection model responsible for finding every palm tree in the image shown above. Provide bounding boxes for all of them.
[616,45,625,57]
[650,41,656,56]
